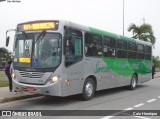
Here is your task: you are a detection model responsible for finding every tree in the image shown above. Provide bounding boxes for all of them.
[0,47,12,62]
[128,23,156,45]
[153,56,160,68]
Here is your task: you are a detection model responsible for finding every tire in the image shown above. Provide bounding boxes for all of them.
[82,78,95,100]
[129,74,137,90]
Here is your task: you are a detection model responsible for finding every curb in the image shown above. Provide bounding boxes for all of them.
[154,76,160,79]
[0,93,41,103]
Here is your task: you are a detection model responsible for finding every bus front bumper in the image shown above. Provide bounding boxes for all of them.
[12,79,63,96]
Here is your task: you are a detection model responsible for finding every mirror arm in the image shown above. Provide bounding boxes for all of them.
[6,29,16,47]
[6,29,16,38]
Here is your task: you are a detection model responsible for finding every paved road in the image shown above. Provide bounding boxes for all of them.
[0,78,160,119]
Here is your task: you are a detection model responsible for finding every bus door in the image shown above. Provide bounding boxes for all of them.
[64,28,83,95]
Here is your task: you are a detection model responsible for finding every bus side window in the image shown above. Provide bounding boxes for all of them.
[117,40,127,58]
[103,37,116,58]
[107,49,116,57]
[66,38,75,55]
[64,28,83,67]
[86,41,98,56]
[144,45,151,60]
[85,33,102,57]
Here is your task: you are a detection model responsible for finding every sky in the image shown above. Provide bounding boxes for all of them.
[0,0,160,57]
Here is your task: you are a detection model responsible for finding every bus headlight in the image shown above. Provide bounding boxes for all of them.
[52,76,60,82]
[10,68,16,79]
[11,73,16,79]
[11,73,18,81]
[47,75,60,84]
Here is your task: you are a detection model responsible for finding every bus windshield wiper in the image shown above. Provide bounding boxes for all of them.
[35,30,46,44]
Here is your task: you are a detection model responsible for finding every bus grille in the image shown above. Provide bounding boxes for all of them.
[19,71,45,78]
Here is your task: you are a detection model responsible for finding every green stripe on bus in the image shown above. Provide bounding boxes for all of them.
[102,57,151,77]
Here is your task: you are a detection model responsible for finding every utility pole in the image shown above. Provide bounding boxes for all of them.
[143,18,145,24]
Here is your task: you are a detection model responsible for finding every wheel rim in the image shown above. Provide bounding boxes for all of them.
[132,76,137,88]
[85,82,93,97]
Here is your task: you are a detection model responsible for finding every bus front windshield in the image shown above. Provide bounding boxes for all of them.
[14,32,62,70]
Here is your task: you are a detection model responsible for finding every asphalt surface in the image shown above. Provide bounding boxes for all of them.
[0,77,160,119]
[0,70,160,119]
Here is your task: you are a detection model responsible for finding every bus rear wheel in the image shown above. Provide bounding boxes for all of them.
[82,78,95,100]
[129,74,137,90]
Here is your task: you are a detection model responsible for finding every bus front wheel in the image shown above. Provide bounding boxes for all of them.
[82,78,95,100]
[129,74,137,90]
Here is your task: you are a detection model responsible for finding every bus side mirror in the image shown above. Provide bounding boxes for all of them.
[6,36,10,47]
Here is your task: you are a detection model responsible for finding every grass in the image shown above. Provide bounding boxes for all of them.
[0,72,6,78]
[0,80,9,87]
[0,71,8,87]
[156,68,160,72]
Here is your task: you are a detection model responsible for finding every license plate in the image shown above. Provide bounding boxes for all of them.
[26,87,35,92]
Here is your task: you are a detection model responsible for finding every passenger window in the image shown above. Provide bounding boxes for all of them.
[128,51,137,59]
[137,53,144,59]
[144,45,151,60]
[117,50,127,58]
[64,28,83,67]
[103,48,116,57]
[137,44,144,52]
[145,54,151,60]
[117,40,127,49]
[117,40,127,58]
[103,37,110,46]
[137,44,144,59]
[110,38,116,48]
[103,37,116,58]
[145,46,151,53]
[85,33,102,57]
[128,43,136,51]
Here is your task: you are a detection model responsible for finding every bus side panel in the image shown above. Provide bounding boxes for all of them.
[102,57,132,88]
[137,60,152,84]
[138,73,152,84]
[62,60,84,96]
[83,58,110,91]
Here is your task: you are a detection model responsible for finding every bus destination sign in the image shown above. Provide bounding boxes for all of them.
[17,21,59,32]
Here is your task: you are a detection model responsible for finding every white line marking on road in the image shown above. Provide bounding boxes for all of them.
[101,116,114,119]
[134,103,144,108]
[147,99,156,103]
[124,107,133,110]
[101,96,159,119]
[134,116,151,119]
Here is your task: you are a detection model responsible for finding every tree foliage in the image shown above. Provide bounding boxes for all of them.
[0,47,12,63]
[152,56,160,68]
[128,23,156,45]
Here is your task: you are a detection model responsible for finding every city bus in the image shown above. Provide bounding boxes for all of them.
[6,20,152,100]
